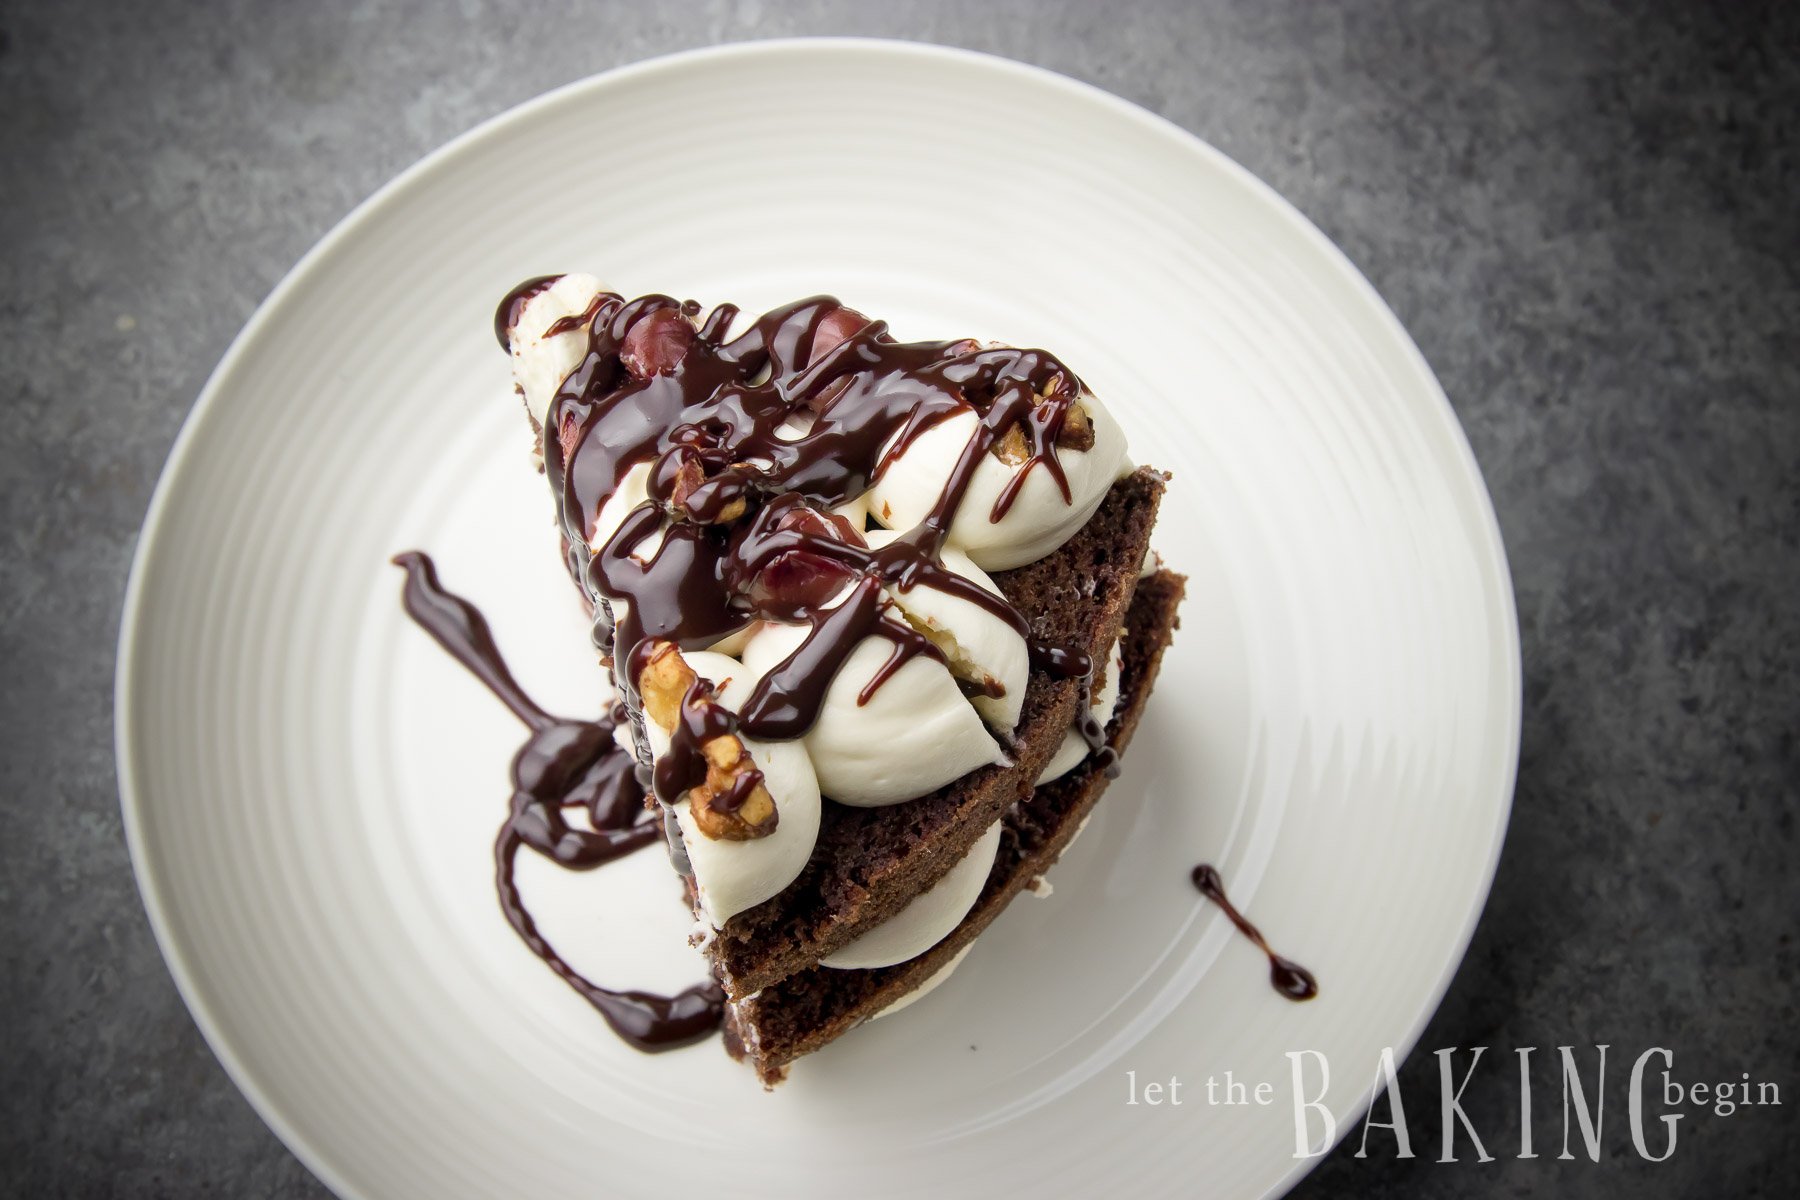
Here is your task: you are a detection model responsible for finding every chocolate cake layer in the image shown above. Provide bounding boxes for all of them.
[702,468,1166,997]
[724,568,1186,1082]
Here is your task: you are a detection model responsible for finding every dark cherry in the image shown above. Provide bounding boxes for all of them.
[557,411,581,465]
[772,497,867,546]
[748,549,857,616]
[739,499,868,616]
[621,307,696,378]
[808,305,873,364]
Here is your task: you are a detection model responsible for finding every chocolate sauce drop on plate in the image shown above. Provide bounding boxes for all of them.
[1190,863,1318,1002]
[392,551,723,1050]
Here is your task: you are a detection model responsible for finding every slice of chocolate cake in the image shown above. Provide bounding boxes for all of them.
[493,274,1180,1078]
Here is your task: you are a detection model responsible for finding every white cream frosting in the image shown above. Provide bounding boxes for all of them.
[870,943,975,1020]
[1034,634,1125,786]
[866,392,1130,571]
[507,272,604,428]
[590,460,653,557]
[821,819,1003,970]
[860,528,1028,733]
[740,619,1007,807]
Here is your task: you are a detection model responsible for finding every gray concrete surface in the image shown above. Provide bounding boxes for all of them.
[2,0,1795,1196]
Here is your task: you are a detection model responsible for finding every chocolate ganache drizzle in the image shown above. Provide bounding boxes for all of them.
[511,283,1104,813]
[1191,864,1318,1002]
[392,551,723,1050]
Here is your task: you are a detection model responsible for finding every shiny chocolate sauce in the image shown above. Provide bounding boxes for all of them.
[493,275,562,351]
[1075,707,1121,780]
[392,551,723,1050]
[1190,864,1318,1001]
[507,283,1098,826]
[1028,639,1117,776]
[1028,639,1092,679]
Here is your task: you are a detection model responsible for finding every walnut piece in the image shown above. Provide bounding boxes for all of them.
[637,642,778,841]
[637,640,694,729]
[666,456,750,525]
[1058,400,1096,452]
[993,422,1031,465]
[989,393,1095,464]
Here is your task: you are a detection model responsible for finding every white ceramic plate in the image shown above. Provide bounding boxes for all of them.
[117,39,1518,1200]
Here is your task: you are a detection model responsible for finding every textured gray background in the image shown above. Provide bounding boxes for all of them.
[2,0,1795,1196]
